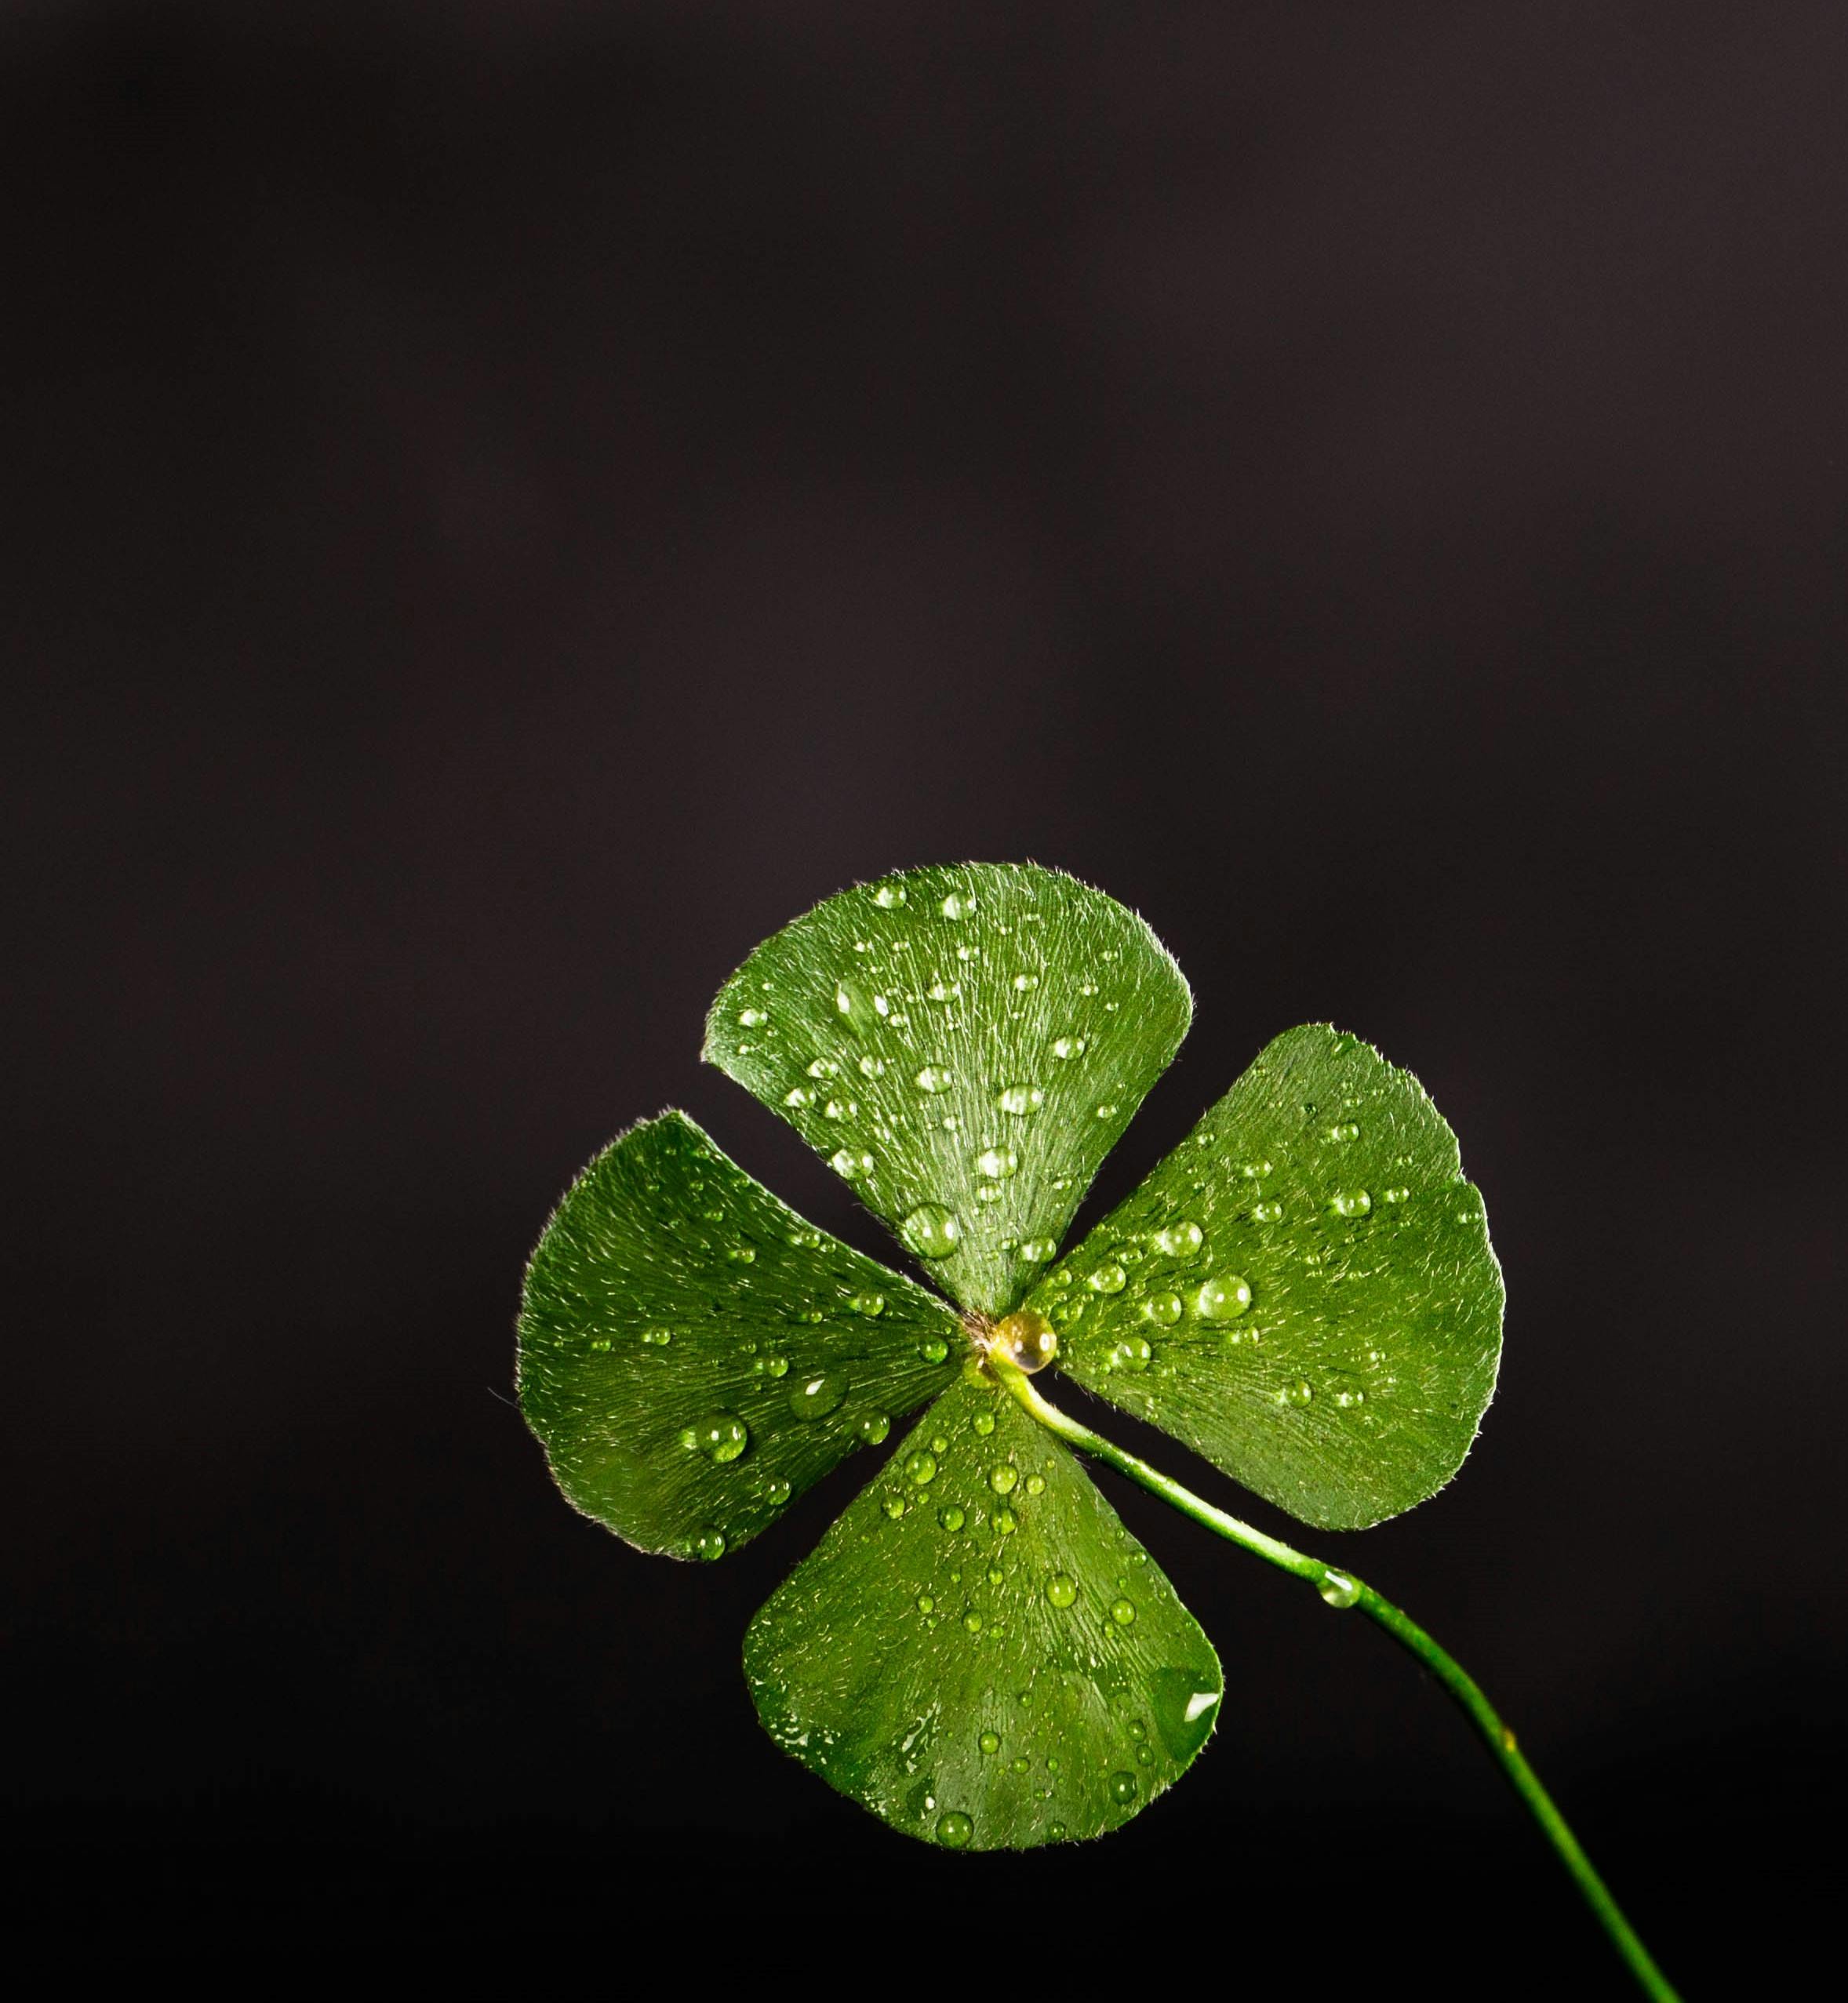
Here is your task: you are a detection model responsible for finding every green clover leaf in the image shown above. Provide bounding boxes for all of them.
[517,863,1503,1851]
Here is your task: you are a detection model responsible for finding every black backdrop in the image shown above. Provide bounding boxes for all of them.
[7,4,1844,1991]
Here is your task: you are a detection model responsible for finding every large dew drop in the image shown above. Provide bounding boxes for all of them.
[901,1203,962,1258]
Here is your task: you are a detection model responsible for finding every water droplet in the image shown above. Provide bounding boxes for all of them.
[915,1065,954,1093]
[588,1336,611,1352]
[765,1478,792,1507]
[904,1449,939,1485]
[821,1097,857,1120]
[857,1412,891,1444]
[1154,1222,1204,1258]
[849,1292,885,1318]
[1046,1573,1077,1608]
[1195,1274,1253,1320]
[1019,1237,1058,1263]
[1110,1598,1137,1626]
[789,1371,847,1420]
[680,1414,749,1463]
[939,892,976,921]
[962,1610,984,1634]
[693,1527,727,1560]
[993,1506,1017,1533]
[1319,1570,1361,1609]
[1050,1035,1086,1060]
[1253,1200,1283,1224]
[726,1245,755,1264]
[831,1147,875,1180]
[1279,1379,1314,1406]
[806,1058,837,1079]
[919,1335,951,1365]
[1108,1772,1138,1806]
[936,1810,973,1849]
[784,1085,813,1108]
[1383,1186,1410,1205]
[979,1730,1001,1755]
[1333,1387,1366,1409]
[737,1007,767,1028]
[1326,1121,1360,1143]
[1149,1667,1222,1759]
[1109,1336,1153,1372]
[901,1204,962,1259]
[991,1309,1058,1372]
[1047,1819,1068,1841]
[938,1503,966,1532]
[1330,1190,1373,1218]
[1144,1292,1183,1325]
[1012,971,1041,994]
[1094,1102,1119,1121]
[997,1083,1044,1117]
[1089,1262,1127,1294]
[882,1495,908,1521]
[640,1326,673,1347]
[858,1054,886,1078]
[871,881,907,909]
[973,1146,1019,1180]
[762,1354,789,1378]
[916,1593,935,1614]
[1024,1473,1046,1496]
[972,1410,995,1436]
[989,1465,1019,1495]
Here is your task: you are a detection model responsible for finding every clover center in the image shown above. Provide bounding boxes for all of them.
[976,1308,1059,1375]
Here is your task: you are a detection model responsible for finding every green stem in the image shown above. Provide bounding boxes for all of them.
[991,1357,1680,2003]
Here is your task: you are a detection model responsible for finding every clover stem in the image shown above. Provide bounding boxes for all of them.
[991,1356,1680,2003]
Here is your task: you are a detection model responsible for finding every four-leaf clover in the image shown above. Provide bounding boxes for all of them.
[518,863,1503,1850]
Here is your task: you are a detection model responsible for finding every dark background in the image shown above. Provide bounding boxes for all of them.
[6,2,1844,1990]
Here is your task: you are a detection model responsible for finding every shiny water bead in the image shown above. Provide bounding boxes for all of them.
[1326,1121,1360,1143]
[1144,1292,1183,1325]
[962,1610,984,1634]
[1024,1473,1046,1496]
[788,1371,847,1420]
[857,1054,886,1078]
[904,1449,940,1485]
[918,1335,951,1365]
[848,1292,885,1318]
[915,1065,954,1093]
[973,1146,1019,1180]
[972,1409,996,1436]
[1013,971,1040,991]
[764,1477,792,1507]
[1110,1336,1153,1372]
[1050,1035,1086,1060]
[993,1506,1017,1533]
[1046,1573,1078,1608]
[856,1412,891,1444]
[916,1593,935,1614]
[938,1503,966,1532]
[737,1007,767,1028]
[1319,1569,1362,1609]
[762,1354,789,1377]
[680,1414,749,1463]
[1195,1274,1252,1320]
[726,1245,755,1263]
[1110,1598,1137,1626]
[939,892,976,920]
[871,881,907,908]
[882,1495,907,1520]
[830,1147,874,1179]
[997,1083,1044,1116]
[936,1811,973,1849]
[639,1327,673,1347]
[1019,1237,1058,1264]
[1154,1221,1204,1257]
[1108,1772,1138,1805]
[693,1528,727,1560]
[1279,1379,1315,1406]
[901,1204,961,1259]
[990,1309,1058,1373]
[989,1465,1019,1495]
[1330,1190,1373,1218]
[783,1085,813,1108]
[1252,1199,1284,1224]
[1089,1262,1127,1294]
[979,1729,1001,1755]
[1383,1186,1410,1205]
